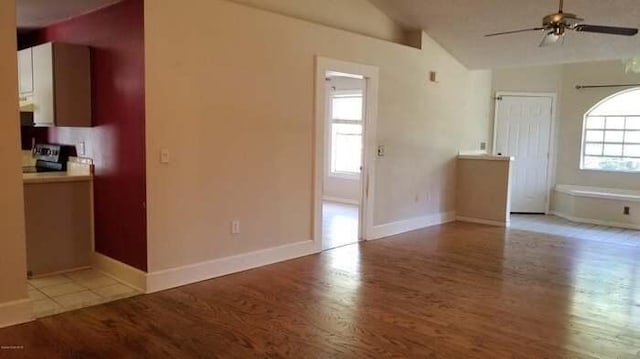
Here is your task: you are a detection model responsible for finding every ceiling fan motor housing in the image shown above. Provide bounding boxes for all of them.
[543,12,583,30]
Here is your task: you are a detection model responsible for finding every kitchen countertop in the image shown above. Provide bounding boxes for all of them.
[23,171,93,184]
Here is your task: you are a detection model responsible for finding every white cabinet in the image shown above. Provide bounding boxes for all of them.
[17,48,33,96]
[30,42,92,127]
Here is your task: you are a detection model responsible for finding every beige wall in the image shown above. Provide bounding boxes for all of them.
[493,61,640,191]
[144,0,492,271]
[228,0,406,44]
[492,65,563,94]
[0,0,29,305]
[557,62,640,190]
[456,158,511,223]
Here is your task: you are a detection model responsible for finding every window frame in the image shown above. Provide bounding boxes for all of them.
[580,88,640,173]
[328,90,364,179]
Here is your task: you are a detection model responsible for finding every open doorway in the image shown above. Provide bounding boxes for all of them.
[314,57,379,251]
[322,73,364,250]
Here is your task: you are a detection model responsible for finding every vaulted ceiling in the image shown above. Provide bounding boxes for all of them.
[370,0,640,69]
[15,0,640,70]
[17,0,121,30]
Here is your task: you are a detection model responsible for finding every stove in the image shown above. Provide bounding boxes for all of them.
[23,144,75,173]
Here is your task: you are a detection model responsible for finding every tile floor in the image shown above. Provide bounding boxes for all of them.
[510,214,640,244]
[322,201,359,250]
[28,268,141,318]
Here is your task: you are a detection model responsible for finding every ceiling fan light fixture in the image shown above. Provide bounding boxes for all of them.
[540,31,565,47]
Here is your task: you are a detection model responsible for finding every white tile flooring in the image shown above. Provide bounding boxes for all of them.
[28,268,140,318]
[322,201,359,250]
[510,214,640,244]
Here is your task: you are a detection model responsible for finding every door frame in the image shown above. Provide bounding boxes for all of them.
[314,56,379,250]
[492,91,557,214]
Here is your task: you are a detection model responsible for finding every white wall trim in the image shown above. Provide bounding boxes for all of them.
[368,211,456,240]
[456,216,509,228]
[91,252,147,292]
[146,240,319,293]
[0,298,32,329]
[322,196,360,206]
[493,91,558,214]
[550,211,640,231]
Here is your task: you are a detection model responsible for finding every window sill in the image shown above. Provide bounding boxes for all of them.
[329,172,361,180]
[579,167,640,174]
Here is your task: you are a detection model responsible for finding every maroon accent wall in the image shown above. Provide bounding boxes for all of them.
[23,0,147,271]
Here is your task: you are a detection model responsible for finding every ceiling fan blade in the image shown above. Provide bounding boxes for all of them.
[574,24,638,36]
[485,27,545,37]
[539,32,564,47]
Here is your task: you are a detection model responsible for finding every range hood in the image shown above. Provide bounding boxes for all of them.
[19,96,35,126]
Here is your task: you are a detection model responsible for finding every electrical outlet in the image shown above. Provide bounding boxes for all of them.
[624,206,630,215]
[231,220,240,234]
[480,142,487,151]
[377,145,385,158]
[78,141,86,156]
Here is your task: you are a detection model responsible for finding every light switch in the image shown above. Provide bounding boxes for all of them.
[78,141,86,156]
[377,145,385,158]
[231,220,240,234]
[160,149,170,164]
[429,71,438,83]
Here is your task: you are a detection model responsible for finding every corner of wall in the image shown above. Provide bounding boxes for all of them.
[0,0,30,325]
[0,299,33,329]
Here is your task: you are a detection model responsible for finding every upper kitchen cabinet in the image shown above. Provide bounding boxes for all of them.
[17,48,34,96]
[31,42,92,127]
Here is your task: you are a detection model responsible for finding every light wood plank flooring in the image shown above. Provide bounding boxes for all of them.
[322,201,359,250]
[2,221,640,357]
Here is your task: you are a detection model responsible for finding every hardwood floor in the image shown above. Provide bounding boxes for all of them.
[3,221,640,358]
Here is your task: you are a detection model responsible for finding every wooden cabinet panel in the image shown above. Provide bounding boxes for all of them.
[24,180,93,276]
[29,42,92,127]
[53,43,92,127]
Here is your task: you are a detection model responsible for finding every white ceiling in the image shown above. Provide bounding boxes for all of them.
[370,0,640,69]
[17,0,121,30]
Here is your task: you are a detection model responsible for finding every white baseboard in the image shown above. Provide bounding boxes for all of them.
[368,211,456,240]
[322,196,359,206]
[146,240,319,293]
[456,216,508,227]
[0,298,32,329]
[550,211,640,230]
[91,252,147,292]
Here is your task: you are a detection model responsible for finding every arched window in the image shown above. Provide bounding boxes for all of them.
[581,88,640,172]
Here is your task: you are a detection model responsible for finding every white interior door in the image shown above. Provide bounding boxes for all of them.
[494,95,553,213]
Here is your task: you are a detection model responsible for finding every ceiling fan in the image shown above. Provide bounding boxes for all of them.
[485,0,639,47]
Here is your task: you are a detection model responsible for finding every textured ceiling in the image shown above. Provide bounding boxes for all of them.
[17,0,121,29]
[370,0,640,69]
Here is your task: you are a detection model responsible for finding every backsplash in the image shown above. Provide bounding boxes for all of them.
[20,126,49,150]
[22,150,36,167]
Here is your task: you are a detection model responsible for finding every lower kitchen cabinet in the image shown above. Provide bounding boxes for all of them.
[24,179,93,276]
